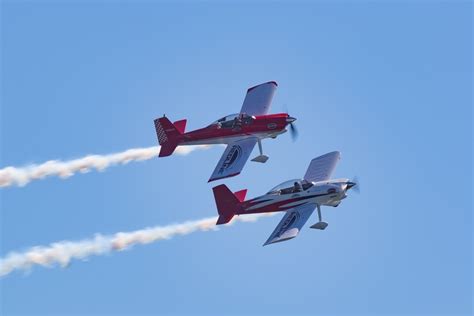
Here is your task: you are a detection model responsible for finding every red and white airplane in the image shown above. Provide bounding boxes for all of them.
[212,151,358,245]
[153,81,297,182]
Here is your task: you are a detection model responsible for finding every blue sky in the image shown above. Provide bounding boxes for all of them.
[1,1,472,315]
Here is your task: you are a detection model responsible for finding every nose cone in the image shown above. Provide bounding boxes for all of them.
[286,116,297,124]
[346,181,357,190]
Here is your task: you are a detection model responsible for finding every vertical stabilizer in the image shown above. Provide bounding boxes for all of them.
[212,185,245,225]
[154,116,184,157]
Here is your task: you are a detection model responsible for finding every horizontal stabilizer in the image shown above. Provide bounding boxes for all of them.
[173,119,187,134]
[233,189,247,202]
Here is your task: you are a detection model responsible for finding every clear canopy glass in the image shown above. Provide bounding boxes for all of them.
[267,179,313,195]
[209,113,254,127]
[210,113,240,125]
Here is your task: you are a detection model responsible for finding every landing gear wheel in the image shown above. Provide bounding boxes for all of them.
[251,139,269,163]
[310,222,328,230]
[251,155,269,163]
[311,205,328,230]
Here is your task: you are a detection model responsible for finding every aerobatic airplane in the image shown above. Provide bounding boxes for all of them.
[212,151,358,245]
[153,81,297,182]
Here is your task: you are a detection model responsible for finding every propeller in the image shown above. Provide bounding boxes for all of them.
[289,120,298,141]
[346,176,360,194]
[283,104,298,141]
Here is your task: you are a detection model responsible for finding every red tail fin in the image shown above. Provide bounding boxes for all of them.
[212,185,246,225]
[154,117,184,157]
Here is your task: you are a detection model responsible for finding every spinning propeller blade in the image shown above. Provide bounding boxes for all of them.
[283,105,298,142]
[289,122,298,141]
[348,176,360,194]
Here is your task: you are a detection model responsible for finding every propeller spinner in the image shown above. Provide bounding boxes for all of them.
[286,115,298,141]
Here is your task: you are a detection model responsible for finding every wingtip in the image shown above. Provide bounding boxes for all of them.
[268,80,278,87]
[263,235,297,246]
[247,81,278,93]
[312,151,341,161]
[262,239,274,246]
[208,172,241,183]
[262,240,276,246]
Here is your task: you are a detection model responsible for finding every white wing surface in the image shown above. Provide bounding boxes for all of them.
[240,81,278,116]
[303,151,341,183]
[208,137,257,182]
[264,203,316,246]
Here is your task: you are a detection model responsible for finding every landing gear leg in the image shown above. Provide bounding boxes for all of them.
[310,204,328,230]
[251,139,269,163]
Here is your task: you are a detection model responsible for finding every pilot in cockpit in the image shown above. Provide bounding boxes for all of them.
[293,181,302,193]
[233,115,242,128]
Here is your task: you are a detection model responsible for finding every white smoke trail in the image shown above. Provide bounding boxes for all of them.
[0,213,273,277]
[0,145,210,188]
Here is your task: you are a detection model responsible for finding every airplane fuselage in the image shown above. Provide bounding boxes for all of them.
[178,113,291,145]
[237,179,351,215]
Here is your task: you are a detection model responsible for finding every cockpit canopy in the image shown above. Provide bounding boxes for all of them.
[267,179,314,195]
[209,113,255,128]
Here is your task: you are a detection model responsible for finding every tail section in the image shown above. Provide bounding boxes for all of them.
[212,185,246,225]
[173,119,187,134]
[154,116,186,157]
[233,189,247,203]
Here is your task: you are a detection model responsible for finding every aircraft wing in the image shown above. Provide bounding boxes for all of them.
[208,137,258,182]
[303,151,341,183]
[264,203,316,246]
[240,81,278,116]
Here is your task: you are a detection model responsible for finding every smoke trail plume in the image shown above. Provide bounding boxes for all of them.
[0,145,210,188]
[0,213,272,277]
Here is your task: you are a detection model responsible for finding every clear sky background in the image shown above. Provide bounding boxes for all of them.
[1,1,472,316]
